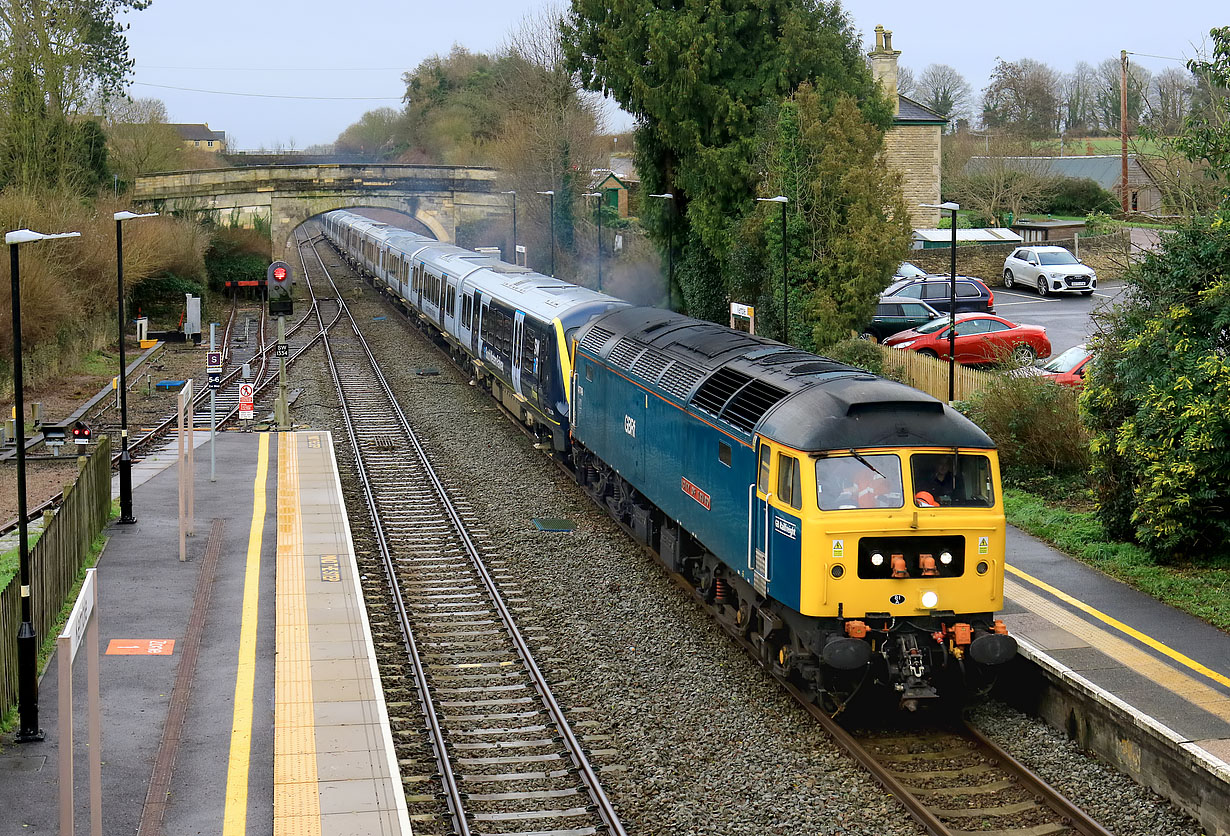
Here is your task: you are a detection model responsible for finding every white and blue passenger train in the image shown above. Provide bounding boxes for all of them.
[321,210,627,452]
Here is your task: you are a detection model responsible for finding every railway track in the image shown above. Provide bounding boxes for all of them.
[297,228,626,836]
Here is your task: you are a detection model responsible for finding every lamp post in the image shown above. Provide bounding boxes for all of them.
[756,196,789,342]
[502,190,517,265]
[922,201,961,403]
[582,192,602,291]
[535,190,555,276]
[7,227,81,743]
[115,211,158,524]
[648,193,674,310]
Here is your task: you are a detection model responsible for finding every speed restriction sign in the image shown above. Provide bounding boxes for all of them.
[238,383,255,420]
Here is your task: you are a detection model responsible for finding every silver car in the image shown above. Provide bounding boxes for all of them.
[1002,246,1096,297]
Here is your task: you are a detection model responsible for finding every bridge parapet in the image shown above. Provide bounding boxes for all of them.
[133,164,506,255]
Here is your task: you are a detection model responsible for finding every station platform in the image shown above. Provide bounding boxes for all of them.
[0,430,410,836]
[1001,527,1230,831]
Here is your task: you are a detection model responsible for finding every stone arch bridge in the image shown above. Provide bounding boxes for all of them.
[132,164,507,258]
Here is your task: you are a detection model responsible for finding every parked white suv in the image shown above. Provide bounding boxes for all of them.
[1003,246,1096,297]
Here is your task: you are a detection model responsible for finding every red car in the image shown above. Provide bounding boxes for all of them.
[1018,343,1092,386]
[884,312,1051,365]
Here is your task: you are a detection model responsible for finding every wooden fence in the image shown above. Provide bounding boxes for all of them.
[0,436,112,717]
[877,345,998,403]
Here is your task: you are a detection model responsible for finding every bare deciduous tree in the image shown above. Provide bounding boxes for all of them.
[915,63,971,126]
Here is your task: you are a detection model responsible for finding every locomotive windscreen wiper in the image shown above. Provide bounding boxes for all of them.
[848,449,885,478]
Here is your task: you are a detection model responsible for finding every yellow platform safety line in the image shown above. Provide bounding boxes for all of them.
[222,432,270,836]
[1006,563,1230,697]
[273,434,322,836]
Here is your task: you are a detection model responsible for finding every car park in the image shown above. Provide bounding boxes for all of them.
[883,312,1051,365]
[865,296,944,341]
[881,275,995,314]
[1003,246,1096,297]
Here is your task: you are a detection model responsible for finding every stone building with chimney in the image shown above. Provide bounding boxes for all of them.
[868,26,947,228]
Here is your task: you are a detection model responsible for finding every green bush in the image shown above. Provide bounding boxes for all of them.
[205,227,269,293]
[824,338,884,374]
[129,273,207,327]
[1082,213,1230,559]
[1042,177,1118,216]
[1083,210,1120,235]
[961,374,1090,478]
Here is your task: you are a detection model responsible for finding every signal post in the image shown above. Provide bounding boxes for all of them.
[267,261,293,430]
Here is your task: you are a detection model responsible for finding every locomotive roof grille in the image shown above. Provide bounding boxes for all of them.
[578,326,615,354]
[659,362,704,400]
[722,379,790,432]
[631,350,672,382]
[691,368,754,417]
[608,337,646,371]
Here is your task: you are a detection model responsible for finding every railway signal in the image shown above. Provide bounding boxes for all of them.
[267,261,293,316]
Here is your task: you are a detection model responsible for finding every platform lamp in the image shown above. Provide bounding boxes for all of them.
[115,211,159,524]
[921,201,960,403]
[535,190,555,276]
[648,193,674,310]
[581,192,603,292]
[756,196,789,342]
[7,227,81,743]
[502,190,517,265]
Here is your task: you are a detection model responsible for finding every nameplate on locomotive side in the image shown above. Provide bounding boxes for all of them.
[681,477,711,510]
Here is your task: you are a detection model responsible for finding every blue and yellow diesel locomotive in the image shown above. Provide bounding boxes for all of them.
[570,306,1016,709]
[320,210,1016,709]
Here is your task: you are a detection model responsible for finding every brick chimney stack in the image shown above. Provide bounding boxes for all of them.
[868,24,902,116]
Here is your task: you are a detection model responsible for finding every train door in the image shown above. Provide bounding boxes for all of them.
[443,277,457,336]
[457,289,473,349]
[752,439,771,591]
[511,311,526,397]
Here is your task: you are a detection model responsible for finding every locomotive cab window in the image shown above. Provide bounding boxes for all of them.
[777,454,802,510]
[756,443,771,494]
[816,454,903,510]
[910,453,994,508]
[718,441,732,467]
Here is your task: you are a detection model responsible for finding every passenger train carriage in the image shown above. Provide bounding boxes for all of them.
[321,210,625,451]
[321,209,1016,710]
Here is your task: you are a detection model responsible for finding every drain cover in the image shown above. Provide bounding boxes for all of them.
[532,518,575,532]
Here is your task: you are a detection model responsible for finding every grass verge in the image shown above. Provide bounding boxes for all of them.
[0,505,116,735]
[0,534,42,591]
[1004,487,1230,632]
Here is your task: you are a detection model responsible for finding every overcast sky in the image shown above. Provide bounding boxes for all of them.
[122,1,1223,151]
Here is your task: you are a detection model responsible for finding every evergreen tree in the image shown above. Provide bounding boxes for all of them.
[563,0,890,317]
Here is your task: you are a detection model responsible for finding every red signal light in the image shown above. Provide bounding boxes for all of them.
[273,266,288,282]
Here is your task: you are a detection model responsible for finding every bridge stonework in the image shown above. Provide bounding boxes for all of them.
[132,164,507,258]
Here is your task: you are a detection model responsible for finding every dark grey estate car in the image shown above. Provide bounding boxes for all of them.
[866,296,944,341]
[881,276,995,314]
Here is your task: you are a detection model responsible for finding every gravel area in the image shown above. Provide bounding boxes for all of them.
[290,236,1202,836]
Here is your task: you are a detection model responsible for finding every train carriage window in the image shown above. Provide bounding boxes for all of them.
[462,294,473,328]
[910,453,994,508]
[719,442,732,467]
[816,454,903,510]
[757,444,771,494]
[447,285,456,316]
[584,362,593,381]
[777,454,802,510]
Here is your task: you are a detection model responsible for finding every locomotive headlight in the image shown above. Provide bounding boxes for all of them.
[921,591,939,609]
[871,552,885,567]
[939,551,953,565]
